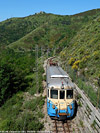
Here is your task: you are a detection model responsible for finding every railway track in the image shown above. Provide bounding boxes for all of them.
[52,120,72,133]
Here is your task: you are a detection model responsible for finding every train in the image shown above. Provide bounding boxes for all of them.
[46,58,76,121]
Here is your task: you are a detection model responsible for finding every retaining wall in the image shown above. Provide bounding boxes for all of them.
[75,84,100,133]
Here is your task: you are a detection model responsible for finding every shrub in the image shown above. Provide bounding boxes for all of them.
[80,120,84,127]
[93,51,100,60]
[91,120,96,130]
[68,57,75,65]
[79,56,90,68]
[72,64,78,70]
[79,47,85,54]
[73,60,81,66]
[72,60,81,70]
[60,51,66,58]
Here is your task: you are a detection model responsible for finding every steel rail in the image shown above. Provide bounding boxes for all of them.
[55,120,58,133]
[66,121,70,133]
[62,121,66,133]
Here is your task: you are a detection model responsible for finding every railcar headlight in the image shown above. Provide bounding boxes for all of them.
[69,105,72,110]
[55,102,58,106]
[52,104,55,109]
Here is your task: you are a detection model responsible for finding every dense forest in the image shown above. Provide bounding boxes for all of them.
[0,9,100,130]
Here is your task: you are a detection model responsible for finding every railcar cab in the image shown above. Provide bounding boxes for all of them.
[47,86,75,120]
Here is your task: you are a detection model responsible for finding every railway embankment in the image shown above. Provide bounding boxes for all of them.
[74,84,100,133]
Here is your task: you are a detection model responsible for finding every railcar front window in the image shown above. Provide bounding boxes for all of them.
[67,90,73,99]
[60,91,65,99]
[51,90,58,99]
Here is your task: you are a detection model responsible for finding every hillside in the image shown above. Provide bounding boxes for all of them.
[0,9,100,130]
[8,9,100,51]
[0,12,58,46]
[0,9,100,51]
[60,15,100,107]
[61,15,100,82]
[0,49,45,130]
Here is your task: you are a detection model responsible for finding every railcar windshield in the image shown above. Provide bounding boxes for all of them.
[51,90,58,99]
[60,90,65,99]
[67,90,73,99]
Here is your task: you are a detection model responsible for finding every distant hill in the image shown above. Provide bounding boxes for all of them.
[0,9,100,51]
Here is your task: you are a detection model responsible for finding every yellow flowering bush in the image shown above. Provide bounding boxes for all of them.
[79,56,90,68]
[73,60,81,66]
[72,64,78,70]
[72,60,81,70]
[68,57,75,65]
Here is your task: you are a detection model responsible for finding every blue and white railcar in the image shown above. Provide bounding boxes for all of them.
[46,60,76,120]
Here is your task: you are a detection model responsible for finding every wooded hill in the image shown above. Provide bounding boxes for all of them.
[0,9,100,130]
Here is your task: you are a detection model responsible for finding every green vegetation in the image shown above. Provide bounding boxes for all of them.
[0,49,35,105]
[79,120,84,128]
[61,14,100,82]
[0,48,45,130]
[2,9,100,51]
[0,93,45,130]
[91,120,96,130]
[78,100,82,107]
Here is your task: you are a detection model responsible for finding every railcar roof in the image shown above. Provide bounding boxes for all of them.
[46,66,75,89]
[49,66,69,77]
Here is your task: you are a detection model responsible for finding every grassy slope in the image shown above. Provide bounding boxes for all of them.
[1,9,100,48]
[0,12,59,46]
[61,15,100,82]
[7,9,100,53]
[60,14,100,107]
[7,18,85,51]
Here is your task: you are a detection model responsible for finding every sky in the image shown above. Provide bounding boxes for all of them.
[0,0,100,22]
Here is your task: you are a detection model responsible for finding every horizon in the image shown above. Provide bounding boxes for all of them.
[0,8,100,23]
[0,0,100,22]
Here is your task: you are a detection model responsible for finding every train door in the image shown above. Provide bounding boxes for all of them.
[59,90,66,110]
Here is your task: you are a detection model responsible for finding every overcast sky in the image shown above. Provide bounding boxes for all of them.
[0,0,100,22]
